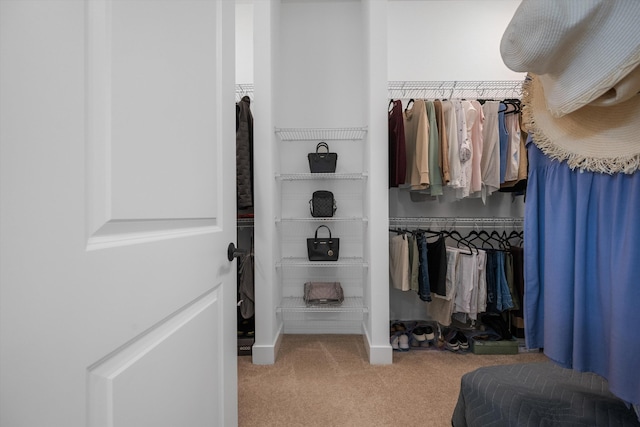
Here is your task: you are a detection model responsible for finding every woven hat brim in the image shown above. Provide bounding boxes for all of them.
[524,74,640,175]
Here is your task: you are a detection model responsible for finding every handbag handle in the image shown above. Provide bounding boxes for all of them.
[314,224,332,240]
[315,142,330,157]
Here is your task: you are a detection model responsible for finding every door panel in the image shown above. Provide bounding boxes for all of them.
[0,1,237,426]
[88,288,222,427]
[108,0,218,220]
[86,0,219,238]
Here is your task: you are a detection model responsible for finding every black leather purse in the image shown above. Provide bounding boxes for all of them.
[309,190,336,217]
[308,142,338,173]
[306,225,340,261]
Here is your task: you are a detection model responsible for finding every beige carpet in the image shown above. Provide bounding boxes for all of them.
[238,334,548,427]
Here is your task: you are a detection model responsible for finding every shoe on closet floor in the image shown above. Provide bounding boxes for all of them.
[391,335,400,350]
[445,330,460,352]
[390,322,409,351]
[411,326,427,343]
[425,325,436,341]
[390,322,407,333]
[398,333,410,351]
[456,331,469,351]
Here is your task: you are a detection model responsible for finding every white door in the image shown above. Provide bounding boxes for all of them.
[0,1,238,426]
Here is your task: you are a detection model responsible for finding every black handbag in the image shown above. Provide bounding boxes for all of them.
[306,225,340,261]
[308,142,338,173]
[309,190,336,217]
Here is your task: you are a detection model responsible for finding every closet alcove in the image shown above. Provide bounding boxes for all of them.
[237,0,526,365]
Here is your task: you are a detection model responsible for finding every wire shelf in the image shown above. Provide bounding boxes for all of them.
[277,296,367,313]
[276,172,366,181]
[275,127,367,141]
[235,83,254,102]
[277,257,367,268]
[237,217,254,228]
[388,80,524,100]
[278,216,368,223]
[389,217,524,229]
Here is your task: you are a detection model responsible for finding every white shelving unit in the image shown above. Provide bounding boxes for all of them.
[275,127,368,334]
[251,0,391,364]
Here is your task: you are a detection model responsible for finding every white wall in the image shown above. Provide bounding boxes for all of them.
[387,0,523,81]
[236,1,253,85]
[277,1,365,128]
[237,0,524,84]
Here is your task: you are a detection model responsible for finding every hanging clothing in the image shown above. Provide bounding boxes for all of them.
[525,139,640,407]
[500,114,529,193]
[442,100,462,189]
[403,100,430,190]
[388,100,407,188]
[236,95,254,210]
[433,100,451,185]
[455,100,477,199]
[503,109,521,182]
[480,101,502,201]
[453,249,478,316]
[485,249,514,313]
[389,233,410,291]
[509,246,524,319]
[408,233,420,293]
[498,103,509,184]
[427,235,447,297]
[416,233,432,302]
[428,247,460,326]
[238,253,255,319]
[467,100,484,196]
[474,249,487,320]
[426,101,443,196]
[503,250,519,311]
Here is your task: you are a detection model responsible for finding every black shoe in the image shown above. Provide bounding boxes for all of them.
[457,332,469,350]
[445,331,460,351]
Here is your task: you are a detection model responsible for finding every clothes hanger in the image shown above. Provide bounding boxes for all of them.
[417,228,445,242]
[417,228,443,237]
[488,230,509,250]
[405,99,415,112]
[388,227,406,235]
[466,230,495,250]
[506,230,524,247]
[503,99,521,114]
[444,230,476,255]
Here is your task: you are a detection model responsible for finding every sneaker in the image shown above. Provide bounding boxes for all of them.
[391,335,400,350]
[391,322,407,333]
[424,325,436,341]
[457,332,469,350]
[445,331,460,351]
[398,334,410,351]
[412,327,427,343]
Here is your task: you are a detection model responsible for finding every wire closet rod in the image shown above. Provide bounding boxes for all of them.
[389,217,524,229]
[388,80,524,100]
[237,81,524,102]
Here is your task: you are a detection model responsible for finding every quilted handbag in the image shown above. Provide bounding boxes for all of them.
[306,225,340,261]
[309,190,336,217]
[308,142,338,173]
[303,282,344,306]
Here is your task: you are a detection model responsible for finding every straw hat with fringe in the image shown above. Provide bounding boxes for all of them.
[500,0,640,174]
